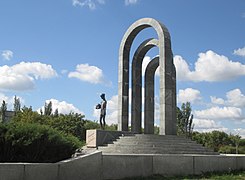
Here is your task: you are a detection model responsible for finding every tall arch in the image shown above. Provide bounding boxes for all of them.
[131,38,158,133]
[118,18,176,135]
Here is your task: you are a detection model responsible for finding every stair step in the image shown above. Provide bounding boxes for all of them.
[101,149,218,155]
[99,146,214,152]
[110,144,204,149]
[116,139,197,144]
[97,134,218,155]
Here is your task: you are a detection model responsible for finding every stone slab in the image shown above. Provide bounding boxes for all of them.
[236,156,245,170]
[86,129,131,148]
[86,129,97,147]
[194,155,237,174]
[0,163,24,180]
[0,153,244,180]
[102,154,153,179]
[58,151,102,180]
[153,155,193,176]
[25,163,58,180]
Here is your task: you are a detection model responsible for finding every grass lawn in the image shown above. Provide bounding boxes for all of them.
[121,170,245,180]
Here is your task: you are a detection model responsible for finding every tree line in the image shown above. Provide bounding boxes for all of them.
[176,102,245,154]
[0,97,244,154]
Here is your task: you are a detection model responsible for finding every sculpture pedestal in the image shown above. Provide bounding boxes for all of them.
[86,129,132,148]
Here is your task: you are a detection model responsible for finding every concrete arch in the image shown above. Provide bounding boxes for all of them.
[131,38,159,133]
[144,57,159,134]
[118,18,176,135]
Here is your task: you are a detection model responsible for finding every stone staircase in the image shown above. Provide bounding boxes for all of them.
[98,134,219,155]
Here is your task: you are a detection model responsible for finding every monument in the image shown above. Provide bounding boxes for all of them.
[118,18,176,135]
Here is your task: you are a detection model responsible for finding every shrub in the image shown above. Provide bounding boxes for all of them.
[218,145,237,154]
[12,110,86,141]
[0,122,82,163]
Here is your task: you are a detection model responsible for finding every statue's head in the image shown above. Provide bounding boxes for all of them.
[100,93,105,100]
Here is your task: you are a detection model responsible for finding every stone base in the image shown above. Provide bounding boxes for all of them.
[0,152,244,180]
[86,129,133,148]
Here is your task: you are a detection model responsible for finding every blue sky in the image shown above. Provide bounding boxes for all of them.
[0,0,245,137]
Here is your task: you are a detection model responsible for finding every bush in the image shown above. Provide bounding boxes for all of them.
[0,122,82,163]
[219,145,245,154]
[12,110,86,141]
[218,145,237,154]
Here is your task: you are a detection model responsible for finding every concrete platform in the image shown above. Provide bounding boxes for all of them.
[93,132,219,155]
[0,152,244,180]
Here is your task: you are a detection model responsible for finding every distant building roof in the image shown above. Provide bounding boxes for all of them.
[1,110,15,123]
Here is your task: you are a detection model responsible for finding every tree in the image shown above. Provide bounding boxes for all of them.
[54,108,59,117]
[40,109,43,115]
[13,95,21,114]
[12,106,43,124]
[49,113,86,140]
[177,102,194,138]
[230,134,241,154]
[44,101,52,116]
[0,100,7,123]
[208,131,230,151]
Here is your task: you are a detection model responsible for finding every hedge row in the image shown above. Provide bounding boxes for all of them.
[0,122,82,163]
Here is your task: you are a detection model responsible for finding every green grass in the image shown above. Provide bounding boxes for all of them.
[121,170,245,180]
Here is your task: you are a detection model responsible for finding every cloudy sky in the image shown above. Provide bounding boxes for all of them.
[0,0,245,137]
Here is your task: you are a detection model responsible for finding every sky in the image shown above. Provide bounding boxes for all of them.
[0,0,245,137]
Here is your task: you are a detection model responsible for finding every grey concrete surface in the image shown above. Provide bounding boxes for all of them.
[98,134,219,155]
[86,129,133,148]
[236,156,245,169]
[103,154,153,179]
[0,153,244,180]
[144,57,159,134]
[131,38,158,133]
[58,151,102,180]
[153,155,194,176]
[25,163,58,180]
[193,155,237,174]
[0,163,24,180]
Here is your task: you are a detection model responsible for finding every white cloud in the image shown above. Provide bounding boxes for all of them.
[194,119,228,133]
[72,0,105,10]
[141,56,159,76]
[233,46,245,57]
[68,63,110,85]
[194,106,243,120]
[210,96,225,105]
[211,89,245,108]
[142,56,151,75]
[0,93,24,110]
[193,118,245,138]
[233,128,245,138]
[72,0,138,8]
[125,0,138,6]
[39,99,83,115]
[0,62,57,91]
[174,50,245,82]
[177,88,202,104]
[194,118,224,130]
[173,55,192,81]
[225,89,245,107]
[1,50,13,61]
[0,92,11,105]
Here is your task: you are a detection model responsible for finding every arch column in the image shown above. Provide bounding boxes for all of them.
[131,38,158,133]
[144,57,159,134]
